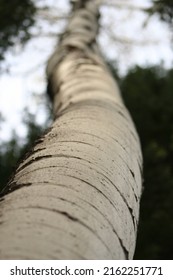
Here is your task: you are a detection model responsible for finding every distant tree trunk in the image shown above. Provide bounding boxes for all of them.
[0,0,143,259]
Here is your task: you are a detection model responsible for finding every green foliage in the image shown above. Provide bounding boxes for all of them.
[148,0,173,25]
[0,0,36,61]
[119,65,173,259]
[0,111,44,192]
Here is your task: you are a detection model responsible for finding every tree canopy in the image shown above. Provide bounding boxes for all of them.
[0,0,36,61]
[149,0,173,25]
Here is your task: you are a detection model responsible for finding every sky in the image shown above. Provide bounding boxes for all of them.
[0,0,173,142]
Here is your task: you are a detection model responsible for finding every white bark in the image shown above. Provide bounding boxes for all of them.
[0,0,142,259]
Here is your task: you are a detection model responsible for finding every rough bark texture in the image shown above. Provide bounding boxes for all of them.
[0,0,143,259]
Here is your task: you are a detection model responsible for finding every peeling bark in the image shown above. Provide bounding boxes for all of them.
[0,0,143,259]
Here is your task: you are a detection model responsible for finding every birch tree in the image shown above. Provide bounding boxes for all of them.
[0,0,143,259]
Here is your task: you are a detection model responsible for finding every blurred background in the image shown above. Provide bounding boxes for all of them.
[0,0,173,259]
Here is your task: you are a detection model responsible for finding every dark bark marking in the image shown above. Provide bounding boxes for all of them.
[17,155,53,173]
[11,150,138,230]
[27,206,112,256]
[0,183,32,197]
[129,169,135,178]
[54,194,130,259]
[13,157,138,230]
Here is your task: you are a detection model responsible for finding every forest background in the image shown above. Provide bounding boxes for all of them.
[0,0,173,259]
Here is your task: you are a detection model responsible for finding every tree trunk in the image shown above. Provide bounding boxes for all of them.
[0,0,143,259]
